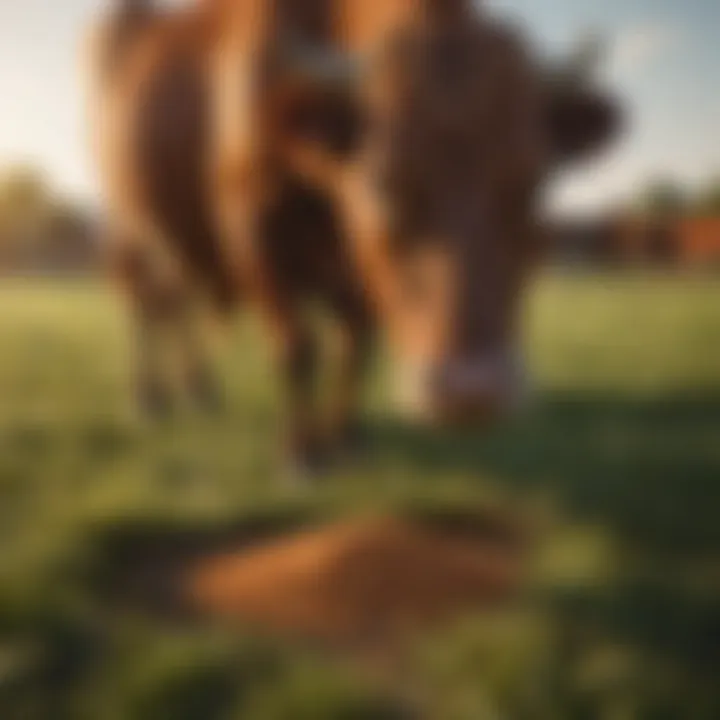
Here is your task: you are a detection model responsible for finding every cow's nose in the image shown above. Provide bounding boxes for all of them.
[428,352,527,426]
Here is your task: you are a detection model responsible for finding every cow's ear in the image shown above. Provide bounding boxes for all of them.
[546,87,622,165]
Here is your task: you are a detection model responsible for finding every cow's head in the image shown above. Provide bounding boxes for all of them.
[323,10,623,426]
[268,1,621,426]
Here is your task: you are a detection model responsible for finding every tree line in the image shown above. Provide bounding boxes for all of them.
[637,177,720,219]
[0,165,98,273]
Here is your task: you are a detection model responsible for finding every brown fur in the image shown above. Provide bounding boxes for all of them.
[89,0,375,463]
[88,0,621,465]
[90,5,235,309]
[320,0,620,421]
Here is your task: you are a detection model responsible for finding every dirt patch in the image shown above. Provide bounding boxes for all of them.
[183,515,530,648]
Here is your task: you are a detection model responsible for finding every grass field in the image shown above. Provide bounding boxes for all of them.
[0,273,719,719]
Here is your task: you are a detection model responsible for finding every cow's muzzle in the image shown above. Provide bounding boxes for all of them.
[398,350,529,427]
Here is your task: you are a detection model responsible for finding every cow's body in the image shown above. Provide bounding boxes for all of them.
[89,2,376,472]
[88,0,444,313]
[93,8,232,303]
[88,0,621,474]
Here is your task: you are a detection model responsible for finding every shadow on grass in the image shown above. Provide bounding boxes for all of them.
[367,389,720,554]
[367,389,720,675]
[38,388,720,696]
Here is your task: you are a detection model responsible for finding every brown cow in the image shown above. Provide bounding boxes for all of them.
[325,0,621,424]
[88,0,377,475]
[87,0,620,475]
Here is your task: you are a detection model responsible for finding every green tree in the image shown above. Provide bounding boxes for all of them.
[0,165,92,270]
[0,165,54,239]
[637,179,687,218]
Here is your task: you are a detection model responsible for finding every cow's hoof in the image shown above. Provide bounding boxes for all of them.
[137,383,174,422]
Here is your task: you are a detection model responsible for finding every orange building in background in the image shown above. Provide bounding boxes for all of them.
[555,215,720,267]
[623,217,720,266]
[676,218,720,265]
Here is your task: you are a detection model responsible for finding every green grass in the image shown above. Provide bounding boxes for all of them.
[0,273,719,719]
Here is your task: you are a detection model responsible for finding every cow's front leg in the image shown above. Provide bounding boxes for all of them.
[213,181,326,478]
[171,292,225,415]
[113,241,177,421]
[325,290,375,463]
[275,320,327,479]
[133,299,174,420]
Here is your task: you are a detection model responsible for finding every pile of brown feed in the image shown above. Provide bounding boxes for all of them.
[184,514,530,648]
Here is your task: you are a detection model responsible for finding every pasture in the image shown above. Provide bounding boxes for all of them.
[0,274,719,719]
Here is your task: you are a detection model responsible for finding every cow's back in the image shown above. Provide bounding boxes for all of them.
[89,0,440,309]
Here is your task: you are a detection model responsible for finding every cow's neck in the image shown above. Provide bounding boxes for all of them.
[275,0,335,45]
[416,0,473,27]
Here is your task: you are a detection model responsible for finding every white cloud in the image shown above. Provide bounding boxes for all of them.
[608,22,682,78]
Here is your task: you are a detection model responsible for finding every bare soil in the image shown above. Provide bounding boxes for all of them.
[183,515,529,648]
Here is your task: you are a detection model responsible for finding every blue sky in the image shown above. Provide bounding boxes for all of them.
[0,0,718,212]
